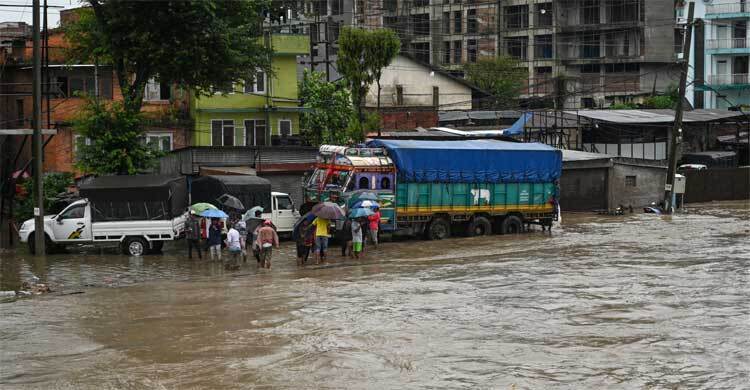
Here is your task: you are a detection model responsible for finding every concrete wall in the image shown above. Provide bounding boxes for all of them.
[560,167,608,211]
[683,168,750,203]
[610,163,666,208]
[364,55,472,110]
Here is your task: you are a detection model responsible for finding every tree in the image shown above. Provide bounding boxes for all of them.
[15,173,74,223]
[464,56,527,109]
[337,27,400,130]
[66,1,271,114]
[73,98,163,175]
[299,70,355,146]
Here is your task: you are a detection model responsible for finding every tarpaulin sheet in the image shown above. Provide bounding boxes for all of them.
[367,139,562,183]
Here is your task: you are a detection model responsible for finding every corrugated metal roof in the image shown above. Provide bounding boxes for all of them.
[565,109,745,124]
[562,149,617,162]
[438,110,523,122]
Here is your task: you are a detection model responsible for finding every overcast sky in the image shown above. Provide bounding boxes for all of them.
[0,0,81,28]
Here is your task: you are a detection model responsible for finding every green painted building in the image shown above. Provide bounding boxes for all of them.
[191,34,309,146]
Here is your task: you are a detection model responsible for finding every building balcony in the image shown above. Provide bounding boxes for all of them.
[706,38,750,54]
[705,2,750,18]
[706,73,750,89]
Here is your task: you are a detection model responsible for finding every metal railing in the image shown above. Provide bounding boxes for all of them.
[707,2,750,14]
[706,38,750,49]
[707,73,750,85]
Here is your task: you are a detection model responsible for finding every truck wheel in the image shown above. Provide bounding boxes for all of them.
[501,215,524,234]
[123,237,148,256]
[427,218,451,240]
[27,233,55,255]
[467,216,492,237]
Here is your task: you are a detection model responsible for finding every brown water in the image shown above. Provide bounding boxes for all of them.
[1,201,749,389]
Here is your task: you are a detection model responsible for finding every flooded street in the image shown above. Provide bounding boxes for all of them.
[1,201,749,389]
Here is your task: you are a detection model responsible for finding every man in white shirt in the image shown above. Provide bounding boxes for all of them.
[225,222,242,270]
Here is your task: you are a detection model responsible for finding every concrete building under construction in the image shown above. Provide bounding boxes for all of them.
[353,0,680,109]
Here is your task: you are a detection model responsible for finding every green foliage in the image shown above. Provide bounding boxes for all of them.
[464,56,527,109]
[337,27,400,122]
[609,102,637,109]
[299,70,355,146]
[15,173,74,223]
[73,98,162,175]
[643,95,676,109]
[67,0,271,113]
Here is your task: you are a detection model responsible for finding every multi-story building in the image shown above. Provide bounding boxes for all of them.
[684,0,749,109]
[191,34,310,147]
[353,0,680,109]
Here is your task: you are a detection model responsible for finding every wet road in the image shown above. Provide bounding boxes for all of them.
[1,201,749,389]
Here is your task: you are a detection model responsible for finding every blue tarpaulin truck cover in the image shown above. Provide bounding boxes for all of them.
[367,139,562,183]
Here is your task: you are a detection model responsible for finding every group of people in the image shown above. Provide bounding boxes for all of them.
[183,206,382,270]
[294,207,381,266]
[184,210,280,270]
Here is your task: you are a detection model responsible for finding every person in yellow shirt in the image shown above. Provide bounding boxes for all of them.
[312,217,330,264]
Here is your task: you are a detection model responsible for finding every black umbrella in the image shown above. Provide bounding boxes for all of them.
[217,193,245,210]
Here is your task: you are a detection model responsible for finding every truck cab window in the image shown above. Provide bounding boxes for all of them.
[60,205,84,219]
[359,177,370,189]
[276,196,294,210]
[380,177,391,189]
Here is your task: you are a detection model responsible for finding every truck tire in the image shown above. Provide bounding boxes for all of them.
[426,218,451,240]
[467,216,492,237]
[27,233,55,255]
[123,237,148,256]
[501,215,524,234]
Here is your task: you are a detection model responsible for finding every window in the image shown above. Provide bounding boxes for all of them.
[534,35,553,59]
[413,0,428,6]
[581,32,600,58]
[467,39,477,62]
[607,0,639,23]
[411,14,430,36]
[467,9,478,34]
[54,76,68,97]
[279,119,292,137]
[581,64,601,73]
[358,177,370,189]
[443,41,451,64]
[454,11,462,33]
[453,40,462,64]
[60,205,85,219]
[70,77,85,96]
[144,78,171,101]
[581,0,600,25]
[506,37,528,60]
[211,119,235,146]
[73,135,92,161]
[535,3,553,27]
[396,85,404,105]
[145,132,173,151]
[245,71,266,94]
[380,177,391,190]
[276,196,294,210]
[244,119,266,146]
[581,97,595,108]
[443,12,450,33]
[413,42,430,63]
[625,175,637,187]
[505,5,529,29]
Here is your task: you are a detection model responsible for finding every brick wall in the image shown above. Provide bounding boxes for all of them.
[378,110,438,131]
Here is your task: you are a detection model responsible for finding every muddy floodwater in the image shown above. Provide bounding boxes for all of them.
[1,201,749,389]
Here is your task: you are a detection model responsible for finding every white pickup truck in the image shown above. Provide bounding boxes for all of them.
[261,191,300,233]
[19,199,188,256]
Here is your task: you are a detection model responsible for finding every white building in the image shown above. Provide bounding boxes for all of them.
[364,54,475,111]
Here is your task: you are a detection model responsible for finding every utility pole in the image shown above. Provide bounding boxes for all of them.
[32,0,45,255]
[324,19,330,82]
[664,1,694,214]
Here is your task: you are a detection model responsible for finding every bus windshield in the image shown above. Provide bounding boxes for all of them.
[307,168,352,190]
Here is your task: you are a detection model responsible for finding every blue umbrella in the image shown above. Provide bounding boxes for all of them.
[349,207,374,219]
[200,208,229,218]
[352,200,380,209]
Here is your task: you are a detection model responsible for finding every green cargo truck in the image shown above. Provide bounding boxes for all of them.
[302,140,562,240]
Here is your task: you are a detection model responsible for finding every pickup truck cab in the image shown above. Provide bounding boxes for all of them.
[260,192,300,233]
[19,199,187,256]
